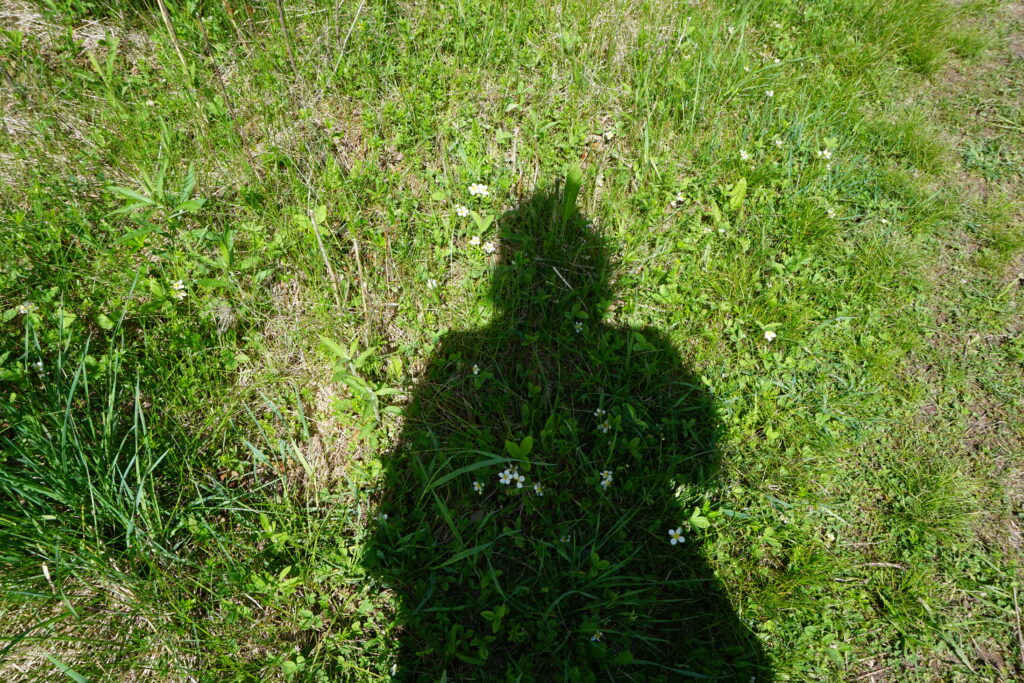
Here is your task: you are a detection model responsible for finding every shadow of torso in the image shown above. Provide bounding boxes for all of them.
[367,316,769,681]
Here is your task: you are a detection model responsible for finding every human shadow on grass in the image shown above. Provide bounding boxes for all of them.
[366,181,771,681]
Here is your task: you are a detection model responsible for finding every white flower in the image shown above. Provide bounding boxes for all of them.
[560,534,570,543]
[469,235,481,247]
[817,148,832,160]
[574,321,583,333]
[591,630,604,642]
[774,57,781,64]
[674,192,686,204]
[472,364,480,375]
[594,408,607,418]
[533,482,544,496]
[598,420,611,434]
[739,149,750,161]
[669,527,685,545]
[473,480,484,494]
[427,279,439,290]
[455,205,470,217]
[765,89,774,98]
[170,280,186,300]
[727,25,734,34]
[743,66,750,73]
[380,513,388,520]
[483,241,497,255]
[827,208,836,218]
[17,303,30,315]
[499,470,513,485]
[764,330,777,342]
[468,183,490,197]
[880,218,889,225]
[33,361,44,371]
[774,139,783,147]
[600,470,613,481]
[514,472,526,488]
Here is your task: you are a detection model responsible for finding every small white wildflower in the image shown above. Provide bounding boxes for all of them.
[574,321,583,333]
[598,420,611,434]
[499,470,513,485]
[827,208,836,218]
[483,241,497,255]
[380,513,388,520]
[472,364,480,375]
[817,148,832,160]
[33,361,44,371]
[533,482,544,496]
[773,57,781,64]
[170,280,186,300]
[594,408,607,418]
[455,205,470,217]
[739,149,750,162]
[591,631,604,642]
[727,25,734,35]
[473,480,484,494]
[513,472,526,488]
[427,279,438,290]
[669,527,685,545]
[880,218,890,225]
[469,235,481,247]
[560,534,570,543]
[765,89,774,98]
[743,66,750,73]
[468,183,490,197]
[764,330,777,342]
[17,303,30,315]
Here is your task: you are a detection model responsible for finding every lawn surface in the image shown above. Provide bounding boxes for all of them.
[1,0,1022,680]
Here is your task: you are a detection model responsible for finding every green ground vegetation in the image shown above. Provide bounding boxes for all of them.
[1,0,1022,680]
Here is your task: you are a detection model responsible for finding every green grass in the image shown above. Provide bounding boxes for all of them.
[1,0,1022,680]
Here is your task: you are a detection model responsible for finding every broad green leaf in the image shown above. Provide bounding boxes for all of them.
[728,178,747,211]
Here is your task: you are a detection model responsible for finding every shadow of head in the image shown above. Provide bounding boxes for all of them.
[487,183,613,327]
